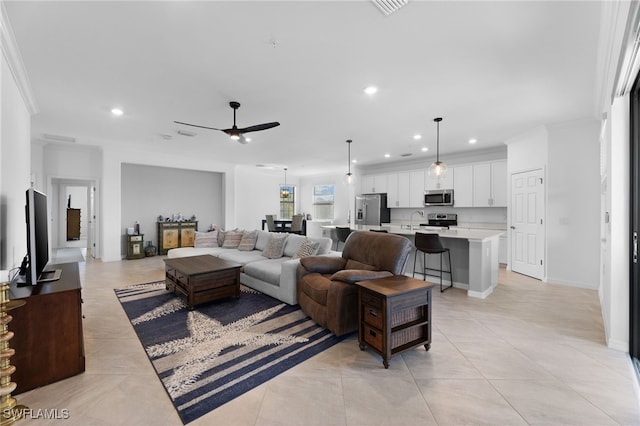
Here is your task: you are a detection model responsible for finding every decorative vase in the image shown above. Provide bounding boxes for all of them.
[144,241,157,257]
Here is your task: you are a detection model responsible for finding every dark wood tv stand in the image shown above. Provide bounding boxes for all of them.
[9,262,85,394]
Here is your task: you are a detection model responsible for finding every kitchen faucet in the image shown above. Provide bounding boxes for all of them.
[411,210,424,230]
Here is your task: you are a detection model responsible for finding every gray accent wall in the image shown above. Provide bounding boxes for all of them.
[121,164,223,258]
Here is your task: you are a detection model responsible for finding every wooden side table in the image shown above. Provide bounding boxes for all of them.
[126,234,144,259]
[356,275,434,368]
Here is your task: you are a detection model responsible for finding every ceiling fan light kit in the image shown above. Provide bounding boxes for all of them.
[174,101,280,144]
[428,117,448,180]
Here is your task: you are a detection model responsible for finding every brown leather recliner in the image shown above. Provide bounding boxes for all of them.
[296,230,412,336]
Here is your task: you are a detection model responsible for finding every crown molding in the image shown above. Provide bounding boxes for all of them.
[0,1,38,115]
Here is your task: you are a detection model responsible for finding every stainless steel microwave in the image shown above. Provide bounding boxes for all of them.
[424,190,454,206]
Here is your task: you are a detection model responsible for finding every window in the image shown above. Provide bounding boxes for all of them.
[279,185,295,219]
[313,184,335,220]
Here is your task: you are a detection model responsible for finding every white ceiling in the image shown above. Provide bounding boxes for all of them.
[4,1,603,176]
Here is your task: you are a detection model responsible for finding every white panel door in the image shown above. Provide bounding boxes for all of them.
[511,169,545,279]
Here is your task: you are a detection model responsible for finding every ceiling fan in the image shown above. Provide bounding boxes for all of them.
[174,101,280,144]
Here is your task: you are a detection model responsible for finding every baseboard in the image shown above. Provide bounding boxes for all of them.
[468,284,496,299]
[545,276,599,290]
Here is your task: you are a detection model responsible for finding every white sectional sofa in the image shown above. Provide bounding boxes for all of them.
[167,230,333,305]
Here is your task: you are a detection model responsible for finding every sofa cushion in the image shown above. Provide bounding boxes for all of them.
[238,230,258,251]
[194,230,219,248]
[217,249,265,266]
[344,259,378,271]
[242,258,290,286]
[222,230,244,248]
[298,273,332,306]
[292,238,319,259]
[330,269,393,284]
[166,246,231,258]
[262,233,289,259]
[283,234,307,257]
[255,230,272,251]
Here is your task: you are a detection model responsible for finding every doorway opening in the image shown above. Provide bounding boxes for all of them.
[50,178,99,260]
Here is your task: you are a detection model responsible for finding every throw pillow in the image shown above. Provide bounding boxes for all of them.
[262,233,289,259]
[222,230,244,248]
[217,230,226,247]
[238,230,258,251]
[194,230,219,248]
[292,238,319,259]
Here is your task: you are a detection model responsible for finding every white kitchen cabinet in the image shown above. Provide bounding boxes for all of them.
[387,171,424,208]
[491,160,508,207]
[499,234,508,264]
[361,174,388,194]
[424,168,454,191]
[473,161,507,207]
[453,165,473,207]
[361,175,375,194]
[409,170,425,207]
[472,163,492,207]
[387,173,399,207]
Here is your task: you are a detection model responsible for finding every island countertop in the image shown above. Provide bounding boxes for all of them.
[323,224,504,241]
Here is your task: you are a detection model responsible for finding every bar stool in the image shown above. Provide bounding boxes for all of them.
[335,227,352,251]
[413,232,453,292]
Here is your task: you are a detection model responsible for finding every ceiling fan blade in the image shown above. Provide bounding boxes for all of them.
[238,122,280,133]
[174,121,225,131]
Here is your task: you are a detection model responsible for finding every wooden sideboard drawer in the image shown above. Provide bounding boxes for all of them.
[363,304,383,330]
[363,323,383,352]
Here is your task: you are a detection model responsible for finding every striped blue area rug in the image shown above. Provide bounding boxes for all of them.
[115,282,343,424]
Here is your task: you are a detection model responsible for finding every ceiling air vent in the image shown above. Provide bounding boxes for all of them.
[371,0,408,16]
[43,133,76,143]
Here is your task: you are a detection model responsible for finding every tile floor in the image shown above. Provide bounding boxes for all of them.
[13,253,640,425]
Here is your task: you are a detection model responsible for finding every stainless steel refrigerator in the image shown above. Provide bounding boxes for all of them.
[355,193,391,226]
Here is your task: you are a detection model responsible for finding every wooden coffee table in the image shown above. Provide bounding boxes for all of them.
[164,255,241,310]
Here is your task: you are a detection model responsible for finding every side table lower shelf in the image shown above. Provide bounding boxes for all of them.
[356,275,434,368]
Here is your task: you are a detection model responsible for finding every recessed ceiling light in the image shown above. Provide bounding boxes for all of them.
[352,159,357,163]
[384,153,391,158]
[364,86,378,95]
[111,108,123,116]
[421,147,429,152]
[245,137,252,142]
[413,134,422,140]
[469,138,477,144]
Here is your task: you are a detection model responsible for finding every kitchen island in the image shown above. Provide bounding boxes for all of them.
[323,224,504,298]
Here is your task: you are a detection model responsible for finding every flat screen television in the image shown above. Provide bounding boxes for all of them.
[18,188,61,286]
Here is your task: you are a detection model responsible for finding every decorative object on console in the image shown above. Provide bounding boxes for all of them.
[428,117,448,179]
[144,241,157,257]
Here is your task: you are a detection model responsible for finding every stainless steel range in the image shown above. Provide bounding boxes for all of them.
[421,213,458,228]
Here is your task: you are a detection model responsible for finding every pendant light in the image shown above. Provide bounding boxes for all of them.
[280,167,290,198]
[428,117,448,179]
[344,139,354,185]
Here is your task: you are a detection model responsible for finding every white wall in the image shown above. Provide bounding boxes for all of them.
[121,164,223,257]
[547,118,601,288]
[0,47,32,274]
[299,172,352,226]
[99,144,236,261]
